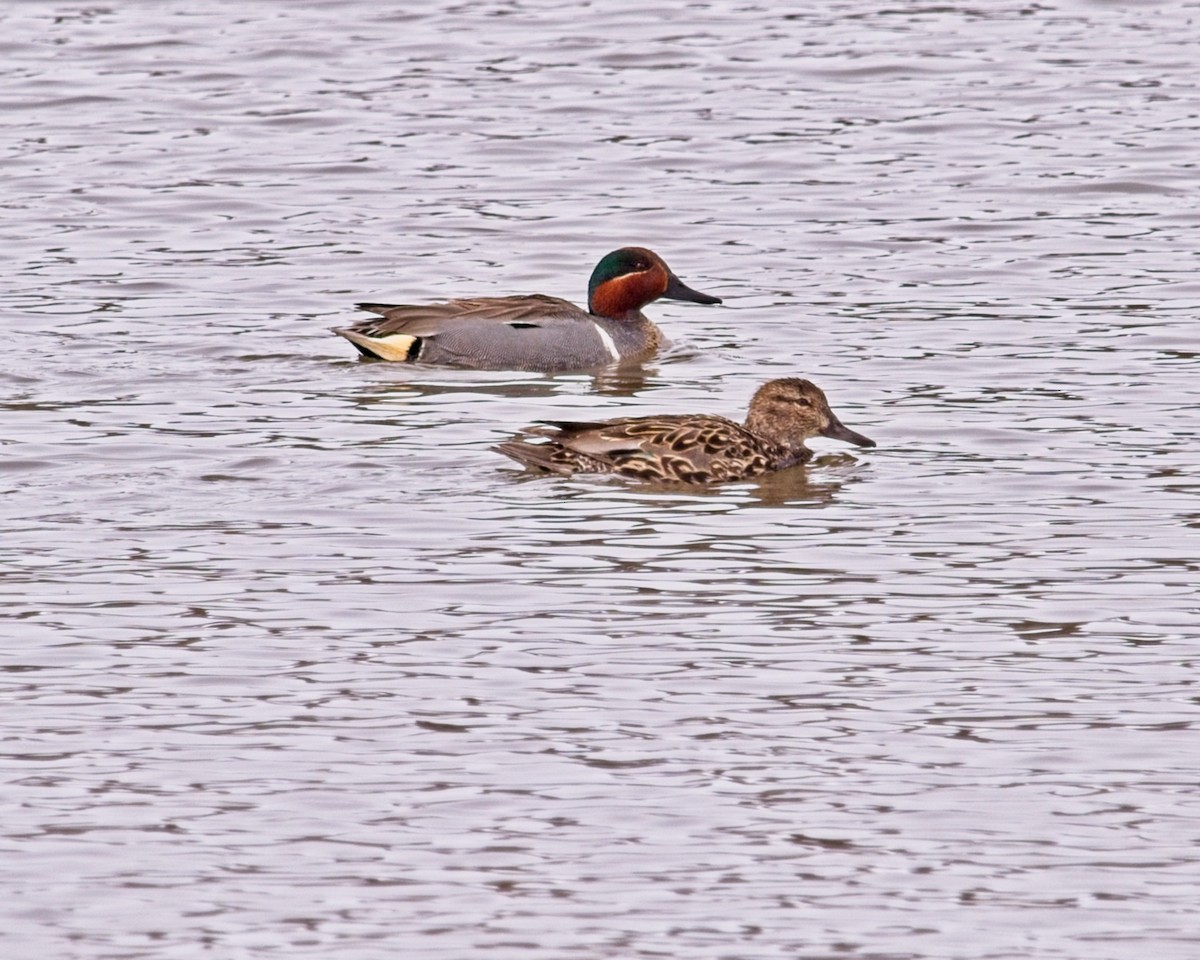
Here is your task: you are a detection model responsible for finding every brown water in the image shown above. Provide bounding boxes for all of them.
[3,2,1199,958]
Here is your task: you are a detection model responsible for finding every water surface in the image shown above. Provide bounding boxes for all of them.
[3,2,1199,958]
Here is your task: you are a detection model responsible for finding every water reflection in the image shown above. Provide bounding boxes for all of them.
[746,455,870,506]
[495,455,866,508]
[343,362,669,400]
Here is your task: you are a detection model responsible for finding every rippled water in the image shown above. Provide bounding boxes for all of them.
[4,1,1199,958]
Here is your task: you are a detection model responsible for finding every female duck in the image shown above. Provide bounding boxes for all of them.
[494,378,876,484]
[332,247,722,372]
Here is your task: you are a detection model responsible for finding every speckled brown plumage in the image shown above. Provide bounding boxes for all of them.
[494,378,876,484]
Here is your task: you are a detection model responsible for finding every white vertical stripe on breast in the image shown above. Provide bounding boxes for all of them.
[592,322,621,362]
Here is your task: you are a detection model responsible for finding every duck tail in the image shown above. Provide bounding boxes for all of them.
[331,326,421,362]
[492,440,572,475]
[354,303,399,315]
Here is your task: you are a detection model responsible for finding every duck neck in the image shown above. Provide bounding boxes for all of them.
[588,273,660,320]
[744,407,813,463]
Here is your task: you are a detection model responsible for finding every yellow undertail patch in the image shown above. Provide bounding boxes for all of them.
[337,329,418,361]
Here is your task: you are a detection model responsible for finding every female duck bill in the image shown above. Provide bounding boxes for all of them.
[821,413,876,449]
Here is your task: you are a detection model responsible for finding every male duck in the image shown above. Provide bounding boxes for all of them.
[494,378,876,484]
[332,247,722,372]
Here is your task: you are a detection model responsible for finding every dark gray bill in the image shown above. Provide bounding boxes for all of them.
[821,414,876,448]
[662,271,722,305]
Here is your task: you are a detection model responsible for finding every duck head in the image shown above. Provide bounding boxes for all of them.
[587,247,722,319]
[744,378,876,453]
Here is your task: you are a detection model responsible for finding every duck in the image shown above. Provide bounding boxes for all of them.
[494,378,876,484]
[331,247,722,372]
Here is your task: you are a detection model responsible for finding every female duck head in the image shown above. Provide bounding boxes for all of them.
[744,378,876,451]
[587,247,722,319]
